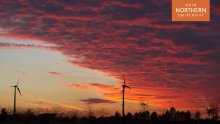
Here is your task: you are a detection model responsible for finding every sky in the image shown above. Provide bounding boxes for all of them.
[0,0,220,115]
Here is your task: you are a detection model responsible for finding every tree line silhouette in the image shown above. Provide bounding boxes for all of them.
[0,106,219,124]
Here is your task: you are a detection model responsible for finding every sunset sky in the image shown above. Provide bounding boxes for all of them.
[0,0,220,115]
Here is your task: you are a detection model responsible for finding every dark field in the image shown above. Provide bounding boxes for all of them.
[1,107,220,124]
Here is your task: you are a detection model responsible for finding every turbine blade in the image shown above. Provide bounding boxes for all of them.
[17,77,21,86]
[126,85,131,89]
[17,87,22,96]
[123,74,126,85]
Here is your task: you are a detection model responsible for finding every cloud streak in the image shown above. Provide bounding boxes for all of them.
[27,95,83,111]
[48,71,64,78]
[81,98,116,104]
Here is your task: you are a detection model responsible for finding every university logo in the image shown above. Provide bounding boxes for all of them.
[172,0,210,21]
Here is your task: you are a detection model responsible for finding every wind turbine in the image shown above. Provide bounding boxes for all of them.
[122,74,130,118]
[11,78,22,115]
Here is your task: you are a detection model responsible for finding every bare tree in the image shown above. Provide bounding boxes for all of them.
[96,108,109,117]
[139,99,149,112]
[207,99,219,120]
[86,103,95,117]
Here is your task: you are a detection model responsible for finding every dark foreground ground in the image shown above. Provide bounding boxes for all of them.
[1,107,220,124]
[1,116,220,124]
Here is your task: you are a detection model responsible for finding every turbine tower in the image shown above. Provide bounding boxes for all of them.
[11,78,22,115]
[122,74,130,118]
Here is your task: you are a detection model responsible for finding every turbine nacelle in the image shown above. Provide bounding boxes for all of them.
[122,74,131,90]
[122,84,130,89]
[11,85,22,96]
